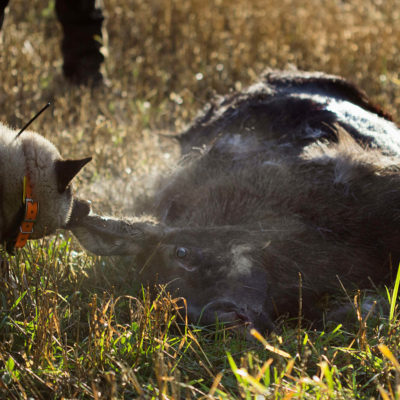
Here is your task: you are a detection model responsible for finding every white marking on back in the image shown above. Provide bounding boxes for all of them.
[326,99,400,155]
[291,92,400,156]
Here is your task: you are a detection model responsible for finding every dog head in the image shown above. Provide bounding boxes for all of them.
[0,123,91,251]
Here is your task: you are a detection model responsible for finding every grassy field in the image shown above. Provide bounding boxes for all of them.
[1,0,400,398]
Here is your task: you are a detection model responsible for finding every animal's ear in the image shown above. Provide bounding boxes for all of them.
[70,214,165,256]
[55,157,92,193]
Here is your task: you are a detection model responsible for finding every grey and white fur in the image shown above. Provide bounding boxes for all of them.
[0,122,91,251]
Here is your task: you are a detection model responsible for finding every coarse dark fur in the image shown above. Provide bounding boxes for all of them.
[70,70,400,332]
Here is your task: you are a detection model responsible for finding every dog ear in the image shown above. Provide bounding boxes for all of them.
[55,157,92,193]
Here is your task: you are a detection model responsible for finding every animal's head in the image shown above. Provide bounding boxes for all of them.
[0,126,91,249]
[69,213,275,332]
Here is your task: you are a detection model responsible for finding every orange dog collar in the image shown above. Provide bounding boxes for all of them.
[14,175,39,248]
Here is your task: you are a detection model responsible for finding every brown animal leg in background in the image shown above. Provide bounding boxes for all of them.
[55,0,104,86]
[0,0,10,29]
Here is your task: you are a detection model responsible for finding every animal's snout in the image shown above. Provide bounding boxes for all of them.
[199,299,251,326]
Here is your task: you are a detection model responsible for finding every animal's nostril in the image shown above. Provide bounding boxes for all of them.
[235,311,250,323]
[203,299,250,323]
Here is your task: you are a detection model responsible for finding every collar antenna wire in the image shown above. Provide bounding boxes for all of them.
[15,102,51,139]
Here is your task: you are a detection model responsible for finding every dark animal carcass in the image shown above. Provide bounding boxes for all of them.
[69,70,400,332]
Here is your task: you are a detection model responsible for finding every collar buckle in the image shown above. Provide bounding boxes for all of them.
[23,198,39,223]
[20,224,34,235]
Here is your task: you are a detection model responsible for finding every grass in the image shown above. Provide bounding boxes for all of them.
[1,0,400,398]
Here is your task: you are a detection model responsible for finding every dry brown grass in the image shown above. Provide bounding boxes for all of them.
[2,0,400,201]
[1,0,400,398]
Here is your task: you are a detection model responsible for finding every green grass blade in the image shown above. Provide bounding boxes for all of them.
[389,263,400,323]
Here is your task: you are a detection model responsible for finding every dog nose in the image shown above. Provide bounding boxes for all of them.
[65,198,92,228]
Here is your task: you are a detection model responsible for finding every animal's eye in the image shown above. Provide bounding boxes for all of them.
[176,247,188,258]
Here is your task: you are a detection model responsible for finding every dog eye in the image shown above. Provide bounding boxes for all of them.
[176,247,188,258]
